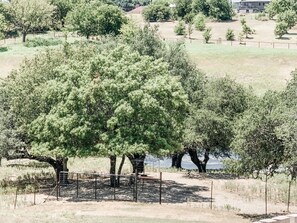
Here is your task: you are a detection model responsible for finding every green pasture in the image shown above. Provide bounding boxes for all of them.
[185,42,297,95]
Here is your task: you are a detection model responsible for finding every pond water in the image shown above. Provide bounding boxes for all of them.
[144,154,224,170]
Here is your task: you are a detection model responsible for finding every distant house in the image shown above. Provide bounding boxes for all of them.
[232,0,270,13]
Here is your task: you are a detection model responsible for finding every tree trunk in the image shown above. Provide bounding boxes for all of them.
[127,154,146,174]
[58,157,69,185]
[0,156,2,167]
[22,32,27,43]
[110,155,117,187]
[117,155,125,186]
[171,152,185,169]
[201,150,209,173]
[6,150,64,182]
[188,148,203,172]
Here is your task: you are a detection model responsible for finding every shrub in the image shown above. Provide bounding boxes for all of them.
[0,46,8,52]
[24,37,62,47]
[174,20,186,35]
[194,13,206,31]
[225,28,235,41]
[142,3,171,22]
[203,27,212,43]
[255,12,268,21]
[274,21,288,38]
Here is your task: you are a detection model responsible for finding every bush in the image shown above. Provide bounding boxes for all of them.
[194,13,206,31]
[255,12,268,21]
[203,27,212,43]
[225,28,235,41]
[0,46,8,52]
[24,37,62,47]
[274,21,288,38]
[174,20,186,35]
[142,3,171,22]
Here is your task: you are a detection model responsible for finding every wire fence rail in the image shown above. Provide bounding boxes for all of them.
[166,37,297,50]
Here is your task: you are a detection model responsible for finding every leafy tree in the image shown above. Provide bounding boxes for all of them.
[0,14,6,40]
[208,0,233,21]
[174,0,192,18]
[194,13,206,31]
[225,28,235,41]
[265,0,296,19]
[67,2,127,38]
[187,22,193,39]
[274,20,288,38]
[121,23,165,58]
[192,0,209,16]
[241,18,255,38]
[183,77,252,172]
[277,9,297,29]
[1,42,188,182]
[50,0,74,29]
[142,2,171,22]
[228,92,285,177]
[203,27,211,43]
[174,20,186,35]
[8,0,55,42]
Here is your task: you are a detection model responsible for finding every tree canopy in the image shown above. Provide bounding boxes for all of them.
[66,2,127,38]
[8,0,55,42]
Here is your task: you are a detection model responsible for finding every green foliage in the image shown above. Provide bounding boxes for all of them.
[121,23,165,58]
[274,20,288,38]
[194,13,206,31]
[142,2,171,22]
[0,14,6,40]
[111,0,151,12]
[8,0,55,42]
[277,9,297,29]
[67,2,127,38]
[255,12,269,21]
[207,0,233,21]
[203,27,211,43]
[184,77,251,157]
[174,20,186,35]
[192,0,209,16]
[241,18,255,38]
[225,28,235,41]
[1,42,188,158]
[230,91,285,176]
[24,37,63,47]
[50,0,74,29]
[174,0,193,18]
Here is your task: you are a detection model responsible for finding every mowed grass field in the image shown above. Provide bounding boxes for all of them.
[185,42,297,95]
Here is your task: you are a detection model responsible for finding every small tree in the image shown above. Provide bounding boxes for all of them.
[203,27,211,43]
[194,13,206,31]
[0,14,6,40]
[187,22,193,39]
[9,0,55,42]
[274,21,288,38]
[174,20,186,36]
[241,18,255,38]
[225,28,235,41]
[142,3,171,22]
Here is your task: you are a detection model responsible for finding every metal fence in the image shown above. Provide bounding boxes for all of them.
[57,171,163,204]
[166,37,297,50]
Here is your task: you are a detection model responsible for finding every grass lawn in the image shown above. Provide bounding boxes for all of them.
[185,41,297,95]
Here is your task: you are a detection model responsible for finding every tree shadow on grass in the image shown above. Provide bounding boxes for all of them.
[237,212,287,222]
[58,177,212,204]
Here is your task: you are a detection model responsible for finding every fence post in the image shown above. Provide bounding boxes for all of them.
[159,172,162,204]
[265,174,268,215]
[76,173,79,198]
[135,169,138,202]
[14,186,18,209]
[94,175,97,200]
[56,180,59,201]
[287,180,292,213]
[210,181,213,210]
[113,175,116,200]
